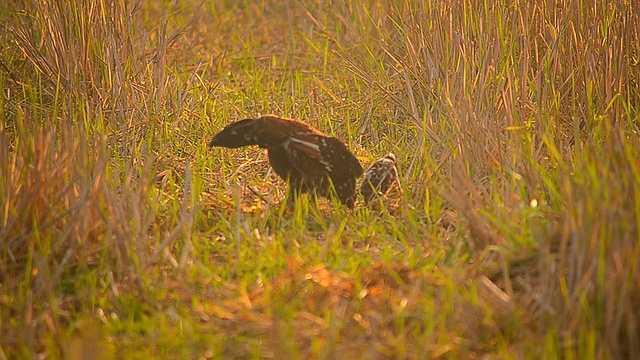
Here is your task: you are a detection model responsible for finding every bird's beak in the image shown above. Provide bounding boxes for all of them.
[208,137,218,149]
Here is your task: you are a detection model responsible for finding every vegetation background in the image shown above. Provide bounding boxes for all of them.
[1,0,638,358]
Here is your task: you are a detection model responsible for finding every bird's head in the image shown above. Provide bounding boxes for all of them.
[383,153,396,163]
[208,118,260,149]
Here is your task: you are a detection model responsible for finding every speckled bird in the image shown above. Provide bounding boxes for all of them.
[360,153,401,204]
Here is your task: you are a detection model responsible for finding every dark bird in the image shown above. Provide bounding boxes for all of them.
[209,115,363,208]
[360,153,401,204]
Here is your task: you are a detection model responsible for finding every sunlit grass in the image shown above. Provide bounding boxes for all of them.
[1,0,638,358]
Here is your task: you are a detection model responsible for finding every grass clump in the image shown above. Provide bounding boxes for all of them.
[1,0,638,358]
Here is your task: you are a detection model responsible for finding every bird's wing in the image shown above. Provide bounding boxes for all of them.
[288,134,362,175]
[284,134,332,180]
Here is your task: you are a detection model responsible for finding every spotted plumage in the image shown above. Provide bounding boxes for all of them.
[360,153,401,204]
[209,115,363,208]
